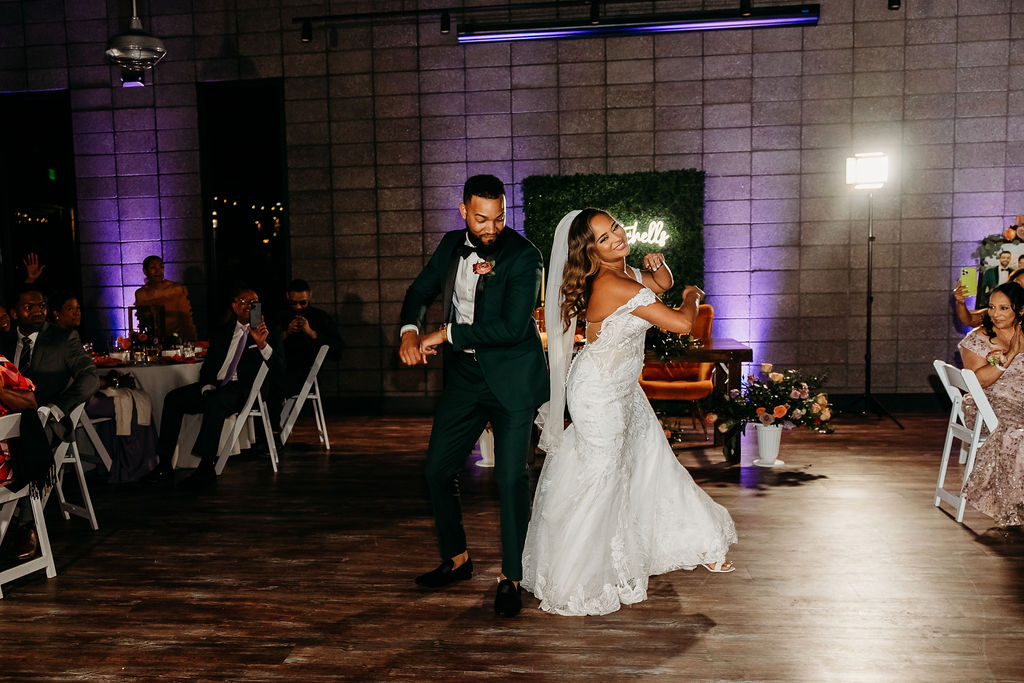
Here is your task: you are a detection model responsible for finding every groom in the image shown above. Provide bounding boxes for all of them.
[399,174,548,617]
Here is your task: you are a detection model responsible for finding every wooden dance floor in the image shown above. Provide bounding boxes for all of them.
[1,412,1022,680]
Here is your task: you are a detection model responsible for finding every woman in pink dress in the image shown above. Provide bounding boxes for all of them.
[959,281,1024,527]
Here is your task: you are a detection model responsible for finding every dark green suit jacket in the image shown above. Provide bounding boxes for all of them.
[401,229,549,412]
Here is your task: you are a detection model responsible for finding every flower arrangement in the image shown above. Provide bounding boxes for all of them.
[704,363,835,439]
[972,215,1024,263]
[644,328,703,363]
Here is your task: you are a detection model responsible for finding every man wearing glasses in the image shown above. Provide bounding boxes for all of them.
[1,286,98,424]
[146,286,284,491]
[271,279,341,427]
[0,285,98,560]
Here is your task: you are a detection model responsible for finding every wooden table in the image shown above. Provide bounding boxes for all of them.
[647,337,753,464]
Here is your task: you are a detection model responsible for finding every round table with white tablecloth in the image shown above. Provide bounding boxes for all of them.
[122,362,201,430]
[94,360,253,469]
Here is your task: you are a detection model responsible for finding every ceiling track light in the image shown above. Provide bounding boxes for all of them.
[441,10,451,34]
[740,0,752,17]
[590,0,600,25]
[888,0,900,9]
[300,19,313,42]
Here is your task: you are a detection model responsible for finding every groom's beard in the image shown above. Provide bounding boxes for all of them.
[467,227,506,257]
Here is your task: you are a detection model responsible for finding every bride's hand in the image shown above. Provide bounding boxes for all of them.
[682,285,704,305]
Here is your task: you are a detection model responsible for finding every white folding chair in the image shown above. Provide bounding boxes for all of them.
[279,344,330,450]
[76,409,114,473]
[933,361,998,523]
[0,413,58,598]
[50,403,99,531]
[214,363,276,475]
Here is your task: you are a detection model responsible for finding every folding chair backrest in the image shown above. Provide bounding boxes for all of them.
[215,362,270,476]
[961,368,998,435]
[279,344,331,449]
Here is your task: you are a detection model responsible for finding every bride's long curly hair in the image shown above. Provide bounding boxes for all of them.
[559,208,616,331]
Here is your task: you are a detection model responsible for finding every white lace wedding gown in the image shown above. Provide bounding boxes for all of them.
[522,283,737,616]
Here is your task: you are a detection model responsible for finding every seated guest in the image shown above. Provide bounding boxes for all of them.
[0,306,10,333]
[0,353,38,480]
[134,255,198,342]
[50,292,82,330]
[0,286,98,560]
[0,353,38,561]
[958,281,1024,527]
[147,286,283,491]
[271,279,342,425]
[0,286,99,423]
[955,268,1024,328]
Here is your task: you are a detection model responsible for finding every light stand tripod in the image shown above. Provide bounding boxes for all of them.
[845,190,903,429]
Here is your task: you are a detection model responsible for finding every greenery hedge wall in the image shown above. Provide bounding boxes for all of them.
[521,170,705,307]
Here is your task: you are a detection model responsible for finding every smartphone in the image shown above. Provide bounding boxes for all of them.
[960,267,978,297]
[249,302,263,328]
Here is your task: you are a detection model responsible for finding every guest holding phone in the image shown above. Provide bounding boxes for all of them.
[955,268,1024,328]
[144,286,284,491]
[270,279,342,427]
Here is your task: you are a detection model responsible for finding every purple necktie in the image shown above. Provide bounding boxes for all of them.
[220,326,249,387]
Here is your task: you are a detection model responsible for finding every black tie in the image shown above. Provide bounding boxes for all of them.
[18,336,31,374]
[456,243,477,259]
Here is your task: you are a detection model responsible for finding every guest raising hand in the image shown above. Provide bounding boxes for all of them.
[958,281,1024,527]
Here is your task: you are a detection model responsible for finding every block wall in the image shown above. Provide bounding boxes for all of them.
[0,0,1017,398]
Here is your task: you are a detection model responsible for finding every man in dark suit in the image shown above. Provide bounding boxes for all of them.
[0,285,98,560]
[1,286,98,425]
[271,278,342,427]
[399,175,548,617]
[978,250,1014,308]
[147,286,284,491]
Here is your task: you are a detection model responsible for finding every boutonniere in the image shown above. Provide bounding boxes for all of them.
[473,260,496,277]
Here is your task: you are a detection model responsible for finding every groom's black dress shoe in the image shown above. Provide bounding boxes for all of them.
[415,558,473,588]
[494,578,522,617]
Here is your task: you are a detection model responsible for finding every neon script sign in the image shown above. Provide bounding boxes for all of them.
[624,220,670,248]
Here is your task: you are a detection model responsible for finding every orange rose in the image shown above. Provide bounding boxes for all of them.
[705,412,718,424]
[773,405,788,418]
[755,406,767,416]
[768,372,784,382]
[664,429,673,439]
[1006,228,1018,241]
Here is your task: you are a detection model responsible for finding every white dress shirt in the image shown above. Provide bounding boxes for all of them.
[201,321,274,394]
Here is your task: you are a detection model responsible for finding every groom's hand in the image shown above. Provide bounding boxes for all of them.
[419,328,446,359]
[400,330,426,365]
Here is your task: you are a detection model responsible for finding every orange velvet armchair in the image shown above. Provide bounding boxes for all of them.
[639,304,715,438]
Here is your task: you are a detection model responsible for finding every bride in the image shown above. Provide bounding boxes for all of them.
[521,208,738,617]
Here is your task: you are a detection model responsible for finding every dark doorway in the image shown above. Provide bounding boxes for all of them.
[0,90,80,308]
[197,79,289,325]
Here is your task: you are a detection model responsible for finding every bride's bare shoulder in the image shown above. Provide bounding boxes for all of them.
[587,273,645,322]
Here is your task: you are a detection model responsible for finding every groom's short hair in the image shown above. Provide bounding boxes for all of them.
[463,175,504,203]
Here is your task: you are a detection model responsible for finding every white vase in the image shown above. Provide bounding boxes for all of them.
[754,423,784,467]
[475,429,495,468]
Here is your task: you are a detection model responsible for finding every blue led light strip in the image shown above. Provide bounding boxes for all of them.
[457,6,819,43]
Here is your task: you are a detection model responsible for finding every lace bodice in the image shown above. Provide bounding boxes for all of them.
[576,287,657,387]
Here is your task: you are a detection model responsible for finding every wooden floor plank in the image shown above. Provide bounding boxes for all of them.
[0,412,1021,680]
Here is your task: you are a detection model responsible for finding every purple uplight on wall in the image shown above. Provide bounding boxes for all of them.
[457,5,819,43]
